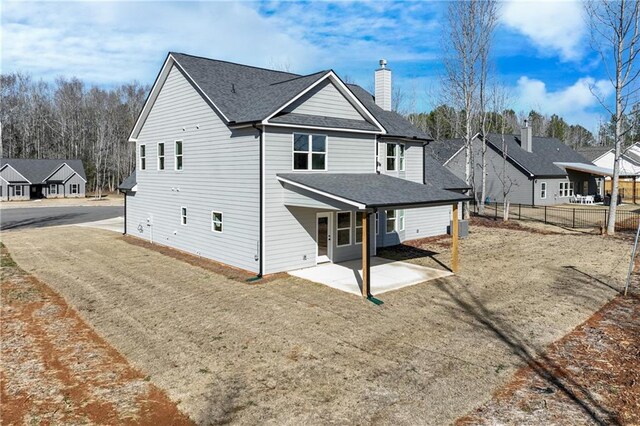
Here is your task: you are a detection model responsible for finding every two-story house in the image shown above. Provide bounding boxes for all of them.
[120,53,470,293]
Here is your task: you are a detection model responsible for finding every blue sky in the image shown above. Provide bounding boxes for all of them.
[2,0,613,132]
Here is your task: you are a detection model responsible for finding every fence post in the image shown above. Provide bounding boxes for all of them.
[519,203,521,220]
[572,208,576,228]
[544,206,547,224]
[604,210,608,230]
[495,202,498,220]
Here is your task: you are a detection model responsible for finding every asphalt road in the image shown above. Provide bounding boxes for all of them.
[0,206,123,231]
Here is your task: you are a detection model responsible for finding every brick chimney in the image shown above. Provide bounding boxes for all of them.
[521,120,533,152]
[375,59,391,111]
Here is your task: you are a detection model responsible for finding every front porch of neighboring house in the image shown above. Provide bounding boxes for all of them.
[278,173,469,297]
[556,162,614,202]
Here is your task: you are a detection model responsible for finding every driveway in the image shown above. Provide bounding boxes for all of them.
[0,225,629,425]
[0,206,123,231]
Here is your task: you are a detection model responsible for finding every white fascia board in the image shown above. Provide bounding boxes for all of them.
[263,71,386,134]
[0,175,8,184]
[442,145,466,167]
[0,164,32,184]
[264,122,382,135]
[128,54,230,142]
[277,176,367,209]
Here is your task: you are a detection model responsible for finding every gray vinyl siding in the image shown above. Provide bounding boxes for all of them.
[3,184,30,201]
[264,127,376,274]
[0,179,7,201]
[0,165,29,184]
[46,183,65,198]
[64,174,86,198]
[284,79,365,121]
[47,164,75,182]
[125,64,260,273]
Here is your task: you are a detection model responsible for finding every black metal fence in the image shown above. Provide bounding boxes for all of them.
[473,202,640,232]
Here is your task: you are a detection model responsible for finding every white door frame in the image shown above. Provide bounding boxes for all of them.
[316,212,333,264]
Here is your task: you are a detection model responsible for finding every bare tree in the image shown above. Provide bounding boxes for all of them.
[586,0,640,234]
[442,0,499,218]
[490,85,517,220]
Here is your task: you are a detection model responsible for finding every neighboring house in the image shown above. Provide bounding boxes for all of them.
[0,158,86,201]
[426,125,612,206]
[577,144,640,178]
[120,53,470,278]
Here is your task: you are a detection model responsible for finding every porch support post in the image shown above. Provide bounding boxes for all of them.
[452,203,460,273]
[634,178,637,204]
[361,211,371,297]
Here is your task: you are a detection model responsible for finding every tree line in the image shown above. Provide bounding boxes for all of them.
[1,73,148,195]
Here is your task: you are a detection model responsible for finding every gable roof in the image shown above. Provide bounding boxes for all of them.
[424,138,465,164]
[0,158,86,183]
[119,169,137,191]
[575,146,612,162]
[130,52,431,141]
[423,154,470,190]
[483,133,592,177]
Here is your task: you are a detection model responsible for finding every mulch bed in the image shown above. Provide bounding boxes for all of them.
[456,292,640,425]
[0,243,194,425]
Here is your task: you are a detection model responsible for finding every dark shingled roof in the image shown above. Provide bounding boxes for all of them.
[424,139,465,164]
[423,155,470,190]
[0,158,86,183]
[483,133,592,177]
[575,146,612,162]
[170,52,431,140]
[278,173,470,208]
[270,112,380,132]
[119,170,136,191]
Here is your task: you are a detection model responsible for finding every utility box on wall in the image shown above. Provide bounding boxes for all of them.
[448,219,469,238]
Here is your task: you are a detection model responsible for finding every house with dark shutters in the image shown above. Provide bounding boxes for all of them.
[0,158,86,201]
[119,53,471,292]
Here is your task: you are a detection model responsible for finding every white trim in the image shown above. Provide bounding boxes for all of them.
[336,211,352,247]
[42,162,86,183]
[157,142,165,170]
[0,164,32,184]
[0,175,9,184]
[49,183,58,195]
[174,140,183,171]
[14,185,24,197]
[139,143,147,171]
[211,210,223,233]
[70,183,80,195]
[180,206,187,226]
[277,176,366,209]
[442,145,465,167]
[128,54,230,142]
[262,122,383,135]
[354,211,363,245]
[540,181,547,199]
[385,209,396,234]
[316,212,333,264]
[262,71,386,134]
[398,209,405,231]
[292,133,328,171]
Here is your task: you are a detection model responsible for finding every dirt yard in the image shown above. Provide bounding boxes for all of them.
[0,244,192,425]
[0,224,633,425]
[457,293,640,425]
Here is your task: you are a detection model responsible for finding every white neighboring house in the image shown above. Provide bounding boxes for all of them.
[119,52,470,279]
[578,144,640,179]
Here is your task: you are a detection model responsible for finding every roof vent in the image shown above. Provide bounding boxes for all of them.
[379,59,387,69]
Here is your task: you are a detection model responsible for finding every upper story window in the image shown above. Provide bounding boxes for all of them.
[386,143,405,171]
[293,133,327,171]
[140,144,146,170]
[175,141,183,171]
[157,142,165,170]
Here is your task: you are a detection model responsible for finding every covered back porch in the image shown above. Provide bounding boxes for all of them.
[278,173,470,297]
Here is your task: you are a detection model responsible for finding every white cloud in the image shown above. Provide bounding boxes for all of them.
[515,76,612,129]
[501,0,586,61]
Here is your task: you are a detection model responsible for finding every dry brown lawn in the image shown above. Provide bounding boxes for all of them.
[0,224,633,425]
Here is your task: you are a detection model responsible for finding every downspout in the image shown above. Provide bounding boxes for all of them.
[251,124,264,280]
[121,189,127,235]
[532,178,535,207]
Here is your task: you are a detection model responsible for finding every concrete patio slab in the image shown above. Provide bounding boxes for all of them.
[74,216,124,233]
[288,256,453,296]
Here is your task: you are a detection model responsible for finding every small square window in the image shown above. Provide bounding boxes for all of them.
[293,133,326,171]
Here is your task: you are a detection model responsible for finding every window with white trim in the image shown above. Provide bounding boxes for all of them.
[15,186,23,196]
[386,143,405,171]
[569,182,574,197]
[211,211,223,233]
[399,144,405,171]
[559,181,574,197]
[540,182,547,199]
[355,213,363,244]
[157,142,165,170]
[336,211,352,246]
[70,184,79,194]
[180,207,187,225]
[293,133,326,171]
[140,144,146,170]
[386,210,396,233]
[398,209,405,231]
[375,212,379,235]
[175,141,183,170]
[49,184,57,195]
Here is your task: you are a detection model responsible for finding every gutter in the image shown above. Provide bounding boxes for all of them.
[253,124,265,279]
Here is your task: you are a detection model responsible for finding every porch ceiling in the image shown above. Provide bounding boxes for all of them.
[553,162,615,177]
[278,173,471,210]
